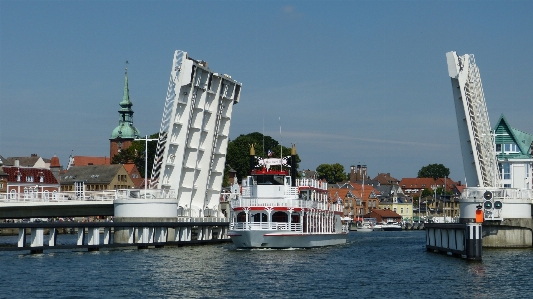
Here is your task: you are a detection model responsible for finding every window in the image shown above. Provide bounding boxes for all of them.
[503,143,519,153]
[504,184,511,188]
[26,176,34,182]
[496,144,502,153]
[499,163,511,180]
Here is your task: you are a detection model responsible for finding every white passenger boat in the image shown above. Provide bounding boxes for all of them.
[228,145,348,249]
[380,222,403,231]
[353,218,377,232]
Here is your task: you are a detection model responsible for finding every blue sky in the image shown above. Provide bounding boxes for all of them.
[1,0,532,183]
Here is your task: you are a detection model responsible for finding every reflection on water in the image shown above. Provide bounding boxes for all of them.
[1,231,532,298]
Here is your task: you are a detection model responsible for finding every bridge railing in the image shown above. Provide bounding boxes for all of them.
[115,189,177,200]
[0,191,116,203]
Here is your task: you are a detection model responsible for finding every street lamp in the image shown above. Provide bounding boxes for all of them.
[418,190,422,224]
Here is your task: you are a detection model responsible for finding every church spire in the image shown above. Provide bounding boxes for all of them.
[110,62,140,140]
[120,61,132,107]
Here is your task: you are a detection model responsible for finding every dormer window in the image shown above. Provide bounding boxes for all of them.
[503,143,519,154]
[26,175,34,182]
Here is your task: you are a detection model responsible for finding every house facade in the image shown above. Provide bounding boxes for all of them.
[0,157,8,193]
[329,182,380,221]
[1,162,60,199]
[493,114,533,189]
[375,184,413,221]
[60,164,135,192]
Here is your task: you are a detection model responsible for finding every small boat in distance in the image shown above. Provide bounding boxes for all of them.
[380,222,403,231]
[351,218,377,232]
[228,145,348,249]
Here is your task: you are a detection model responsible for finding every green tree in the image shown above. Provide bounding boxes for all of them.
[417,163,450,180]
[421,188,434,198]
[111,133,159,178]
[316,163,347,184]
[225,132,300,183]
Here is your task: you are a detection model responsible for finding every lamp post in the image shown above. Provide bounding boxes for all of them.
[418,190,422,224]
[135,135,158,194]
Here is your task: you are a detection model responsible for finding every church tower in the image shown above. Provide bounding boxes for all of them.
[110,66,141,159]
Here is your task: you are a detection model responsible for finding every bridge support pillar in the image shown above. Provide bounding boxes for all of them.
[17,228,26,247]
[49,228,57,246]
[77,227,85,245]
[103,227,111,244]
[88,227,100,245]
[30,228,43,247]
[155,227,167,243]
[197,226,203,240]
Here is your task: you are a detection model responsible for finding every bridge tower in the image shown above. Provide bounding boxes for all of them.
[150,50,242,217]
[446,51,532,247]
[446,51,498,188]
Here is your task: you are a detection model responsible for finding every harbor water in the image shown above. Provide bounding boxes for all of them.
[1,230,532,298]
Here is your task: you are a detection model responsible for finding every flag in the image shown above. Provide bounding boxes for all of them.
[268,149,273,157]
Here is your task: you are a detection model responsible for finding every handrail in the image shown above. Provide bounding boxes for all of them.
[0,190,117,203]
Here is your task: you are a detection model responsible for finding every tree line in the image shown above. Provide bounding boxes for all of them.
[109,132,452,191]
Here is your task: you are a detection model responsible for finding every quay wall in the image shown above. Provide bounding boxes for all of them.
[482,218,533,248]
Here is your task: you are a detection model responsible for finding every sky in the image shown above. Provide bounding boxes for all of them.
[1,0,532,183]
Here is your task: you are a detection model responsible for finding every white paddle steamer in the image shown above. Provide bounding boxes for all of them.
[228,145,348,248]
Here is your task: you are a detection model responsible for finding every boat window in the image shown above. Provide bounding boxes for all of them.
[236,212,247,222]
[254,175,284,185]
[272,211,288,223]
[252,212,268,222]
[285,176,291,185]
[291,214,300,223]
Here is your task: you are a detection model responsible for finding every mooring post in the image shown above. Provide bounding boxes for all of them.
[466,223,482,260]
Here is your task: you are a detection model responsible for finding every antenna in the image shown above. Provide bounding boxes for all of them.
[279,117,282,170]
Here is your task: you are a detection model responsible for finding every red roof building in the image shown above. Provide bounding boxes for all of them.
[399,177,458,195]
[328,182,380,221]
[1,166,60,195]
[364,209,402,223]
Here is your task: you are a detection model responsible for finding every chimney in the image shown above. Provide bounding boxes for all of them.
[15,160,19,167]
[350,165,356,182]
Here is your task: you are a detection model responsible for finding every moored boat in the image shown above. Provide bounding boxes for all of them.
[381,222,403,231]
[354,218,377,232]
[228,145,348,249]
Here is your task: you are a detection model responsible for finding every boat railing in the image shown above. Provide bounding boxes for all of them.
[296,179,328,191]
[231,198,342,212]
[232,221,303,232]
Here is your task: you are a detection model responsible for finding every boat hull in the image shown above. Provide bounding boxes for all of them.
[228,230,347,249]
[381,226,402,231]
